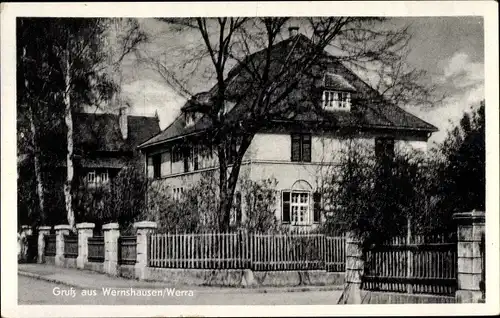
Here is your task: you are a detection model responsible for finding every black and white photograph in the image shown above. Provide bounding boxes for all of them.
[1,1,499,317]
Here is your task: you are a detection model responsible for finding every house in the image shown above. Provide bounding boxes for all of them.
[138,30,438,229]
[18,110,160,226]
[71,111,160,188]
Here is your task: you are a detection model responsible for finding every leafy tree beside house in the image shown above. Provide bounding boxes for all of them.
[321,101,485,242]
[435,101,485,224]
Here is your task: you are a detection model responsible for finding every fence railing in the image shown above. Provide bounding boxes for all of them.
[63,234,79,258]
[44,234,56,256]
[363,235,457,296]
[149,232,250,269]
[88,236,105,263]
[149,231,346,271]
[479,233,485,301]
[118,236,137,265]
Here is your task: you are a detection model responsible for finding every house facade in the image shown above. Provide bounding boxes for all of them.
[138,32,437,229]
[18,110,161,226]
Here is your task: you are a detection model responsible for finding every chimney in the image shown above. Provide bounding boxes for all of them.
[288,26,299,38]
[118,107,128,140]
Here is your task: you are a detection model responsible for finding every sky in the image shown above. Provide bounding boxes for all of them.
[115,17,484,147]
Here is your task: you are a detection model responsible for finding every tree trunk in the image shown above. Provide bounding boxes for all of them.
[217,135,253,232]
[217,144,229,232]
[28,104,46,225]
[63,47,75,229]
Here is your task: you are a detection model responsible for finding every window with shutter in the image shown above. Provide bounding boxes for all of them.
[291,135,301,162]
[291,134,311,162]
[282,191,291,223]
[302,134,311,162]
[313,192,321,223]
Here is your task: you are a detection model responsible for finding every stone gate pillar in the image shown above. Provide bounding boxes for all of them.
[37,226,52,264]
[76,222,95,269]
[339,231,364,304]
[453,211,485,303]
[54,224,71,267]
[134,221,157,280]
[103,223,120,276]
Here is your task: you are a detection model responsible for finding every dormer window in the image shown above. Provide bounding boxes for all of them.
[322,90,351,111]
[185,112,196,128]
[322,73,355,111]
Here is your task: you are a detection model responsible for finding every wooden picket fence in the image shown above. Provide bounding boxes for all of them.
[44,234,56,256]
[88,236,105,263]
[118,236,137,265]
[363,235,457,296]
[148,231,346,272]
[63,234,79,258]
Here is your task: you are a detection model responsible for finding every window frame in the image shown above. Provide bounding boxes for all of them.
[152,154,161,179]
[322,90,351,110]
[282,190,312,225]
[375,137,395,160]
[291,133,312,162]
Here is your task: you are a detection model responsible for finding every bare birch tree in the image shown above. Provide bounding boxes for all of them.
[17,18,147,229]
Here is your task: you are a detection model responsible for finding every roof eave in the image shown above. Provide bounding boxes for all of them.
[137,129,208,150]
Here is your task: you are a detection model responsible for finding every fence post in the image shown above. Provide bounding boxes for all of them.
[340,231,364,304]
[37,226,52,264]
[453,211,485,303]
[54,224,71,267]
[76,222,95,269]
[133,221,157,280]
[103,223,120,276]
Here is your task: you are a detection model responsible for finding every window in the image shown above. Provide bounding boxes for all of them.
[183,147,190,173]
[87,171,96,184]
[85,169,109,186]
[173,187,184,201]
[152,154,161,179]
[291,134,311,162]
[322,90,351,110]
[172,145,182,162]
[99,171,109,184]
[375,138,395,160]
[185,112,196,127]
[282,191,310,225]
[192,145,199,171]
[313,192,321,223]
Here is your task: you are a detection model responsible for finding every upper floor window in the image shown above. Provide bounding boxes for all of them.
[322,90,351,111]
[152,154,161,179]
[185,112,196,128]
[85,169,109,187]
[291,134,311,162]
[172,145,182,163]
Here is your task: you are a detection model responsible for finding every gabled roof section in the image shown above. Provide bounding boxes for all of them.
[139,33,437,149]
[74,112,160,153]
[324,73,356,92]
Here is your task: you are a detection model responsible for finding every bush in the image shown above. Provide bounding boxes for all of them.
[240,177,280,233]
[320,139,442,246]
[140,171,280,233]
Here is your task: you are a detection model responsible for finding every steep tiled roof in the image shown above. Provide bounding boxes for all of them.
[139,34,437,149]
[74,112,160,153]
